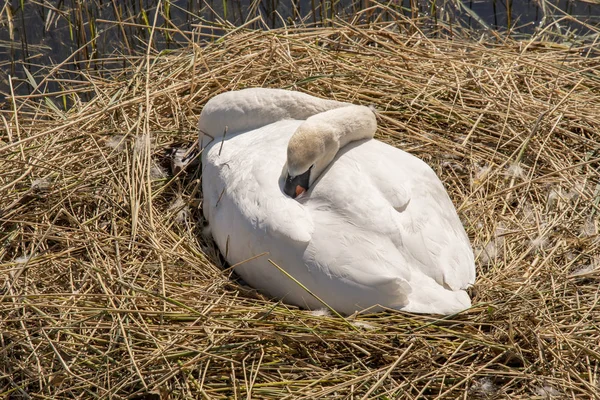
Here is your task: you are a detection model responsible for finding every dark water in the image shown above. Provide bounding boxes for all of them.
[1,0,599,102]
[464,0,600,33]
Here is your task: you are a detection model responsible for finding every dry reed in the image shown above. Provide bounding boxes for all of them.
[1,15,600,399]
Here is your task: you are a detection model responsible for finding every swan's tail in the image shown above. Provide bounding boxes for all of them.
[349,274,471,316]
[400,285,472,315]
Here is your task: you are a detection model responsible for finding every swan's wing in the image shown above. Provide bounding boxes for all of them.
[302,144,415,312]
[201,120,323,307]
[306,139,475,313]
[255,197,313,244]
[202,120,314,263]
[393,176,476,290]
[356,139,475,291]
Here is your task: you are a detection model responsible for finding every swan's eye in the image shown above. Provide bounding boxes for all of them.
[284,166,312,199]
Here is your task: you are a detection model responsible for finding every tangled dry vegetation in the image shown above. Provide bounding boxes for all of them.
[1,19,600,399]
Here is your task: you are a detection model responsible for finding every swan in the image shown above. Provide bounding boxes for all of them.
[199,88,476,315]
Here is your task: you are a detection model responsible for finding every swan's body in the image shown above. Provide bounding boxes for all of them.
[199,88,475,315]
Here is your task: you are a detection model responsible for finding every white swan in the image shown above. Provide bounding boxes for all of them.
[199,88,476,315]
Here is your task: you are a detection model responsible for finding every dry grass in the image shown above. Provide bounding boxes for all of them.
[2,15,600,399]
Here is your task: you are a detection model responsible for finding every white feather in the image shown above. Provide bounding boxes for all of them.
[200,89,476,315]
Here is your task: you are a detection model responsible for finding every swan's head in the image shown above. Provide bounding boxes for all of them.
[283,122,338,199]
[281,105,376,199]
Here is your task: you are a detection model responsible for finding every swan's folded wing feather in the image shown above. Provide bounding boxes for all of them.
[303,225,412,313]
[262,198,314,244]
[395,175,476,291]
[359,141,475,292]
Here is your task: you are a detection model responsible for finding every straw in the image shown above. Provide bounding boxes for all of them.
[1,14,599,398]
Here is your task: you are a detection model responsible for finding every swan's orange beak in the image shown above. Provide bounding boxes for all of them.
[284,166,312,199]
[295,185,306,197]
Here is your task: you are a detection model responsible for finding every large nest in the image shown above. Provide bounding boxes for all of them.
[1,20,600,399]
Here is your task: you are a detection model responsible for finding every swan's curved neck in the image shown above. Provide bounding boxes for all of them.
[198,88,348,149]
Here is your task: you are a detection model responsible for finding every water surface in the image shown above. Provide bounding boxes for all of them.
[1,0,599,102]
